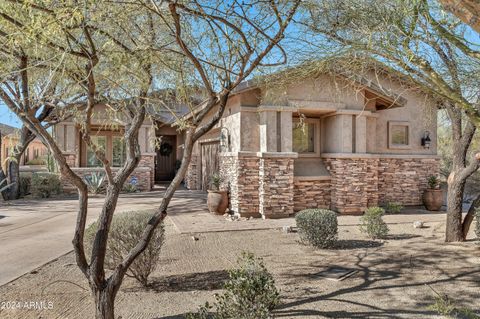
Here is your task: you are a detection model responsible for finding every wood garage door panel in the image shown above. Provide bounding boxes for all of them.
[201,141,219,191]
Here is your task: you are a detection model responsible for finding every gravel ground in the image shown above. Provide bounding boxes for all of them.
[0,214,479,319]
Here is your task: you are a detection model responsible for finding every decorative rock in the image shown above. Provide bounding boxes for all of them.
[413,221,424,229]
[191,236,199,241]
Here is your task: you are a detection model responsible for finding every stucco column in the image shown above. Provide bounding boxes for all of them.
[355,115,367,153]
[259,110,277,152]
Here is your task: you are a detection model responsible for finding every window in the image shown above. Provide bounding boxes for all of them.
[388,121,410,149]
[112,136,126,166]
[86,136,106,167]
[292,119,318,154]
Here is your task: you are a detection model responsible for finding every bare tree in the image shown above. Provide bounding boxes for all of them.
[0,1,300,318]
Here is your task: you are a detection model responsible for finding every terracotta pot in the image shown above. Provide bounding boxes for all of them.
[423,189,443,211]
[207,190,229,214]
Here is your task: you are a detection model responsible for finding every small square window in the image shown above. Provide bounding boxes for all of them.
[388,121,410,149]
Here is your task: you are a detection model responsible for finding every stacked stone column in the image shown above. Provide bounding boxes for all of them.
[258,155,295,218]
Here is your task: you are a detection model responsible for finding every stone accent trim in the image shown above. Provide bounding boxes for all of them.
[220,155,260,217]
[139,154,155,188]
[184,154,199,190]
[293,178,331,212]
[259,157,294,218]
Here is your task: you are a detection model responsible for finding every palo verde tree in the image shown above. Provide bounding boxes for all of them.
[0,1,300,318]
[303,0,480,242]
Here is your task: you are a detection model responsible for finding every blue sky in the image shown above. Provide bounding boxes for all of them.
[0,102,21,128]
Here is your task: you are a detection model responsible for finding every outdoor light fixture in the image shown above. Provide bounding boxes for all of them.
[421,131,431,149]
[220,127,230,152]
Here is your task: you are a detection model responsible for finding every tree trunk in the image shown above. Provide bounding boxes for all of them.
[462,194,480,240]
[93,286,116,319]
[445,172,466,242]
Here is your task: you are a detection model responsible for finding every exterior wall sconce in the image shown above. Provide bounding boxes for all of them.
[220,127,230,152]
[421,131,431,149]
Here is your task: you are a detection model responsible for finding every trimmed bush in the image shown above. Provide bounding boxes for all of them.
[383,202,403,214]
[31,172,62,198]
[475,207,480,240]
[19,174,31,197]
[295,209,338,248]
[360,207,389,239]
[187,252,280,319]
[85,211,165,286]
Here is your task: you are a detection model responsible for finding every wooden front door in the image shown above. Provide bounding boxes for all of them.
[201,141,220,191]
[155,135,176,181]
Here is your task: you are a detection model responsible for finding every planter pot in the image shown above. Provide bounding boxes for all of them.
[423,189,443,211]
[207,190,229,215]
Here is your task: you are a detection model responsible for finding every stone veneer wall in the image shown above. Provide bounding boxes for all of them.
[324,156,440,214]
[378,158,440,205]
[293,178,331,212]
[259,157,294,218]
[234,156,259,217]
[184,154,199,190]
[139,154,155,188]
[324,158,378,214]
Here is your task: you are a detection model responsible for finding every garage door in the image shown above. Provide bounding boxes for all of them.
[200,141,220,191]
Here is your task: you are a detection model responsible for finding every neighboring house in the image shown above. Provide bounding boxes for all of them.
[0,123,48,171]
[54,65,440,216]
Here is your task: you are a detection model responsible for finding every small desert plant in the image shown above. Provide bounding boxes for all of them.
[19,174,31,197]
[427,175,440,189]
[209,173,221,191]
[429,292,480,319]
[46,153,57,172]
[85,211,165,286]
[475,207,480,241]
[360,207,389,239]
[122,182,138,193]
[383,202,403,214]
[295,209,338,248]
[187,252,280,319]
[84,172,105,194]
[31,172,62,198]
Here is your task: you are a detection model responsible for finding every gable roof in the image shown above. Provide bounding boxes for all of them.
[0,123,18,136]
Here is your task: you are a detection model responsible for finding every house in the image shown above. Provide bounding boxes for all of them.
[54,64,440,216]
[0,123,49,171]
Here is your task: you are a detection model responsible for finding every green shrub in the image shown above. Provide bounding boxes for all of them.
[187,252,280,319]
[360,207,389,239]
[475,208,480,240]
[383,202,403,214]
[295,209,338,248]
[19,174,31,197]
[31,172,62,198]
[85,211,165,286]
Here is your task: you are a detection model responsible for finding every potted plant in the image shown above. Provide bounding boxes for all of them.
[207,173,229,215]
[423,175,443,211]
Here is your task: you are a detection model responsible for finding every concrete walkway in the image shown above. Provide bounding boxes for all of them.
[0,187,200,286]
